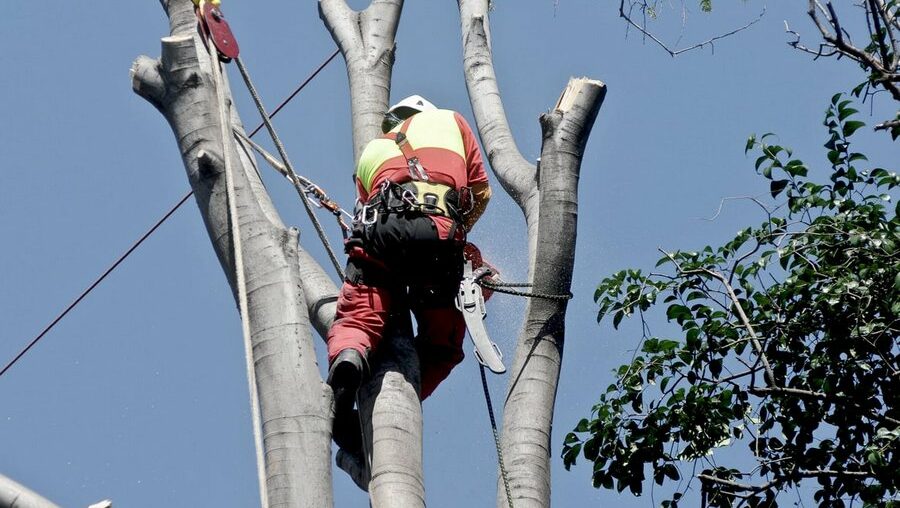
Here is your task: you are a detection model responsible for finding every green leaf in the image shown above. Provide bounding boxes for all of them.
[838,107,859,121]
[664,463,680,481]
[770,179,789,198]
[745,135,756,154]
[843,120,866,137]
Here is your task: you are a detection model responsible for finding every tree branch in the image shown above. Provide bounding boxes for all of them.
[0,474,60,508]
[458,0,535,210]
[458,3,605,507]
[134,2,335,504]
[319,0,403,163]
[319,2,427,504]
[806,1,900,101]
[619,0,766,57]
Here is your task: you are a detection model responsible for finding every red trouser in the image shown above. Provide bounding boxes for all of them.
[327,281,466,400]
[326,212,466,400]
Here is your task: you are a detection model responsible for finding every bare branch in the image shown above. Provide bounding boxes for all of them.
[805,1,900,100]
[619,0,766,57]
[0,474,60,508]
[874,117,900,131]
[318,0,404,163]
[458,0,535,209]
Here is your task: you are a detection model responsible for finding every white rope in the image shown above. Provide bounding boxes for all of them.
[207,38,270,508]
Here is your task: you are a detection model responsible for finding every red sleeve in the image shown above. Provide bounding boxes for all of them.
[454,112,488,185]
[355,175,369,202]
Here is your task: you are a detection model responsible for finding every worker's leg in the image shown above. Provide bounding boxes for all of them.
[326,256,393,362]
[326,280,391,362]
[409,237,465,400]
[326,256,392,454]
[414,305,467,400]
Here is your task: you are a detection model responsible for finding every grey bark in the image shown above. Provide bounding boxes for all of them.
[132,1,337,506]
[458,1,606,507]
[0,475,59,508]
[132,0,602,506]
[319,2,427,505]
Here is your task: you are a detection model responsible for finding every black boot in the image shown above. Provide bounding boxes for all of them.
[328,349,367,453]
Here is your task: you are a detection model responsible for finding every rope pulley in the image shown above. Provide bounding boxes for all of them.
[194,0,240,61]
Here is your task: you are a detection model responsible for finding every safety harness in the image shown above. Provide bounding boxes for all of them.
[356,118,473,238]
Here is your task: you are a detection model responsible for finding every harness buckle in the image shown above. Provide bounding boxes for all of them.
[400,188,420,209]
[359,204,379,226]
[407,158,429,181]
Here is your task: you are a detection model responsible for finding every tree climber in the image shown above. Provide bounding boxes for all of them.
[326,95,492,452]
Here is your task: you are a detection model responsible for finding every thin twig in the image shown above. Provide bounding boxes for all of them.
[619,0,766,57]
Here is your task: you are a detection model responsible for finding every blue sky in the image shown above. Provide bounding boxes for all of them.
[1,1,896,507]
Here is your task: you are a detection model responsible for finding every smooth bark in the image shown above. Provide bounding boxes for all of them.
[319,1,425,504]
[0,475,59,508]
[133,1,336,506]
[458,1,606,506]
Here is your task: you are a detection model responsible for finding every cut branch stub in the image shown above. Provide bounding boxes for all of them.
[496,77,605,508]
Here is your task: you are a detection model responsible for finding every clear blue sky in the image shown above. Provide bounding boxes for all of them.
[1,1,895,507]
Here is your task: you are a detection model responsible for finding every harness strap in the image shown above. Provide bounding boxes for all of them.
[383,118,429,181]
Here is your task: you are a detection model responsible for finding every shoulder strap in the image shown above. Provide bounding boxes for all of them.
[383,117,428,181]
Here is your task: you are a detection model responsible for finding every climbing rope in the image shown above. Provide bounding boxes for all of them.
[206,31,270,508]
[232,128,352,235]
[480,364,515,508]
[233,56,347,280]
[0,48,340,380]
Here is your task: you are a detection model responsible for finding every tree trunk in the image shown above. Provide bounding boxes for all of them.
[457,2,606,506]
[0,474,59,508]
[132,1,338,506]
[133,0,604,505]
[319,2,427,505]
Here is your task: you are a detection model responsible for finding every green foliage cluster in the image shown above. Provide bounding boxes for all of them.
[563,96,900,507]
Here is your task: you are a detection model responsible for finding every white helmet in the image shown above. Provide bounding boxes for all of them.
[382,95,437,132]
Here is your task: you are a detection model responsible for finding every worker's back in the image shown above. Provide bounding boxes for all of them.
[355,109,486,201]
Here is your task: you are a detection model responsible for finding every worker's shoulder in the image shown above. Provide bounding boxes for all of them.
[414,108,463,123]
[410,109,472,135]
[359,137,398,159]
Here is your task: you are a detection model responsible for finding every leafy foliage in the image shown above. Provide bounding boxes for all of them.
[564,96,900,506]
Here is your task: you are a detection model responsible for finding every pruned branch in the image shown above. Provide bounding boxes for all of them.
[458,2,605,507]
[134,1,336,505]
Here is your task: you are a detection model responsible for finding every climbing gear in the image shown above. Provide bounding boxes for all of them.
[195,0,239,61]
[233,130,353,236]
[360,181,465,221]
[383,119,429,181]
[194,0,348,279]
[456,260,505,374]
[0,49,340,380]
[201,11,268,507]
[480,365,515,508]
[233,50,347,279]
[381,95,437,133]
[476,277,574,302]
